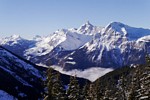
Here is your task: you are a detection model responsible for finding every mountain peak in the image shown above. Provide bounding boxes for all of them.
[0,34,25,45]
[10,34,21,40]
[102,21,128,35]
[77,21,94,34]
[79,21,93,28]
[33,35,42,41]
[85,20,92,25]
[106,21,126,29]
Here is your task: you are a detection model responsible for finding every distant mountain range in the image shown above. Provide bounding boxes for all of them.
[1,21,150,71]
[0,21,150,99]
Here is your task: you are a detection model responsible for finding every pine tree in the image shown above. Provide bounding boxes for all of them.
[87,84,95,100]
[94,79,103,100]
[67,76,81,100]
[128,74,136,100]
[51,72,66,100]
[44,68,55,100]
[82,81,90,100]
[145,54,150,65]
[129,55,150,100]
[118,75,127,100]
[133,66,142,99]
[103,84,110,100]
[128,88,136,100]
[138,64,150,99]
[144,55,150,98]
[128,64,148,100]
[143,66,150,98]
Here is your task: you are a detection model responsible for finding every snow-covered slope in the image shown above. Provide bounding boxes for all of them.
[24,22,100,63]
[61,22,150,70]
[0,35,35,57]
[101,22,150,41]
[0,46,44,99]
[0,90,16,100]
[0,34,21,45]
[24,29,92,58]
[77,21,102,35]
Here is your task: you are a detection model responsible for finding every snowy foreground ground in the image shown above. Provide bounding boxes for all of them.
[0,90,16,100]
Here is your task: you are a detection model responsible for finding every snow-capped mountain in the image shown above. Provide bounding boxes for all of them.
[1,21,150,72]
[24,29,92,57]
[0,46,44,99]
[23,22,100,64]
[0,35,36,57]
[101,22,150,41]
[61,22,150,70]
[77,21,102,35]
[1,21,150,99]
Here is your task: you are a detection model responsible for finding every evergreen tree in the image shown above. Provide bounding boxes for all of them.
[132,66,142,99]
[51,72,66,100]
[145,54,150,65]
[137,66,150,99]
[44,69,67,100]
[128,64,148,100]
[44,68,55,100]
[82,81,90,100]
[67,76,81,100]
[128,88,136,100]
[128,74,136,100]
[103,84,110,100]
[87,84,95,100]
[144,55,150,96]
[94,79,103,100]
[118,75,127,100]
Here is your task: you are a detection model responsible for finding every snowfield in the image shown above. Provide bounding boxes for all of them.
[0,90,16,100]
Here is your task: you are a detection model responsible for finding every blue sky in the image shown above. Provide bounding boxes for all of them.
[0,0,150,39]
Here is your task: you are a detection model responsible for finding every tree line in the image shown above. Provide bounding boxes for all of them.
[44,56,150,100]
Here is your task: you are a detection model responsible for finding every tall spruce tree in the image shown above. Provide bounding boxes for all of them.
[82,81,90,100]
[94,79,103,100]
[145,54,150,65]
[128,74,136,100]
[103,83,110,100]
[87,84,96,100]
[140,66,150,99]
[133,66,142,99]
[44,68,55,100]
[119,75,127,100]
[51,72,66,100]
[67,76,81,100]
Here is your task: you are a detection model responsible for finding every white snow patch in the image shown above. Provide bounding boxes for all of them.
[36,63,49,68]
[65,61,76,65]
[67,57,73,60]
[18,93,27,97]
[137,35,150,42]
[140,96,149,99]
[0,90,16,100]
